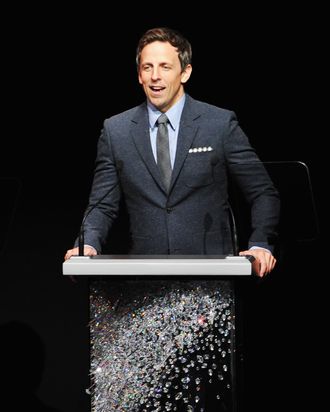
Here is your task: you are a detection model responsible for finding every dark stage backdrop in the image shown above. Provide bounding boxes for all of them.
[1,7,324,412]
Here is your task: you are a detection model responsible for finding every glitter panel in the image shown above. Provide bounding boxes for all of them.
[89,279,236,411]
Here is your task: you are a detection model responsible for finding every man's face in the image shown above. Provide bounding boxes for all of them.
[138,41,192,112]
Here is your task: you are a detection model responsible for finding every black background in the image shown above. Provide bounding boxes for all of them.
[0,5,325,411]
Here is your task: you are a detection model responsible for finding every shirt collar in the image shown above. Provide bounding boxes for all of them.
[147,94,186,131]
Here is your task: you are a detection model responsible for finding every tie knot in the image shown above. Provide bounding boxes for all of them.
[157,113,168,125]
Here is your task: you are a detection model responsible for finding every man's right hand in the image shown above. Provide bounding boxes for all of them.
[64,246,97,261]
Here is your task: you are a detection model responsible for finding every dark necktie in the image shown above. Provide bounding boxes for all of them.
[156,113,172,192]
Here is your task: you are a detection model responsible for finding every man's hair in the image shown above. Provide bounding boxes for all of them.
[136,27,192,71]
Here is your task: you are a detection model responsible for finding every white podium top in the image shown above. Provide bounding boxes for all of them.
[62,255,253,276]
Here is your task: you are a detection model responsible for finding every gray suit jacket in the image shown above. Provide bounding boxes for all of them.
[80,94,280,255]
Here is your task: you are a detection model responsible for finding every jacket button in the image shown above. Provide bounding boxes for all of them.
[166,207,173,213]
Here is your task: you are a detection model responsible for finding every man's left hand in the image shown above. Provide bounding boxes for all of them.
[239,249,276,277]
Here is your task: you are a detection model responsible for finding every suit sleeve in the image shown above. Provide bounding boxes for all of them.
[223,112,280,253]
[74,120,121,253]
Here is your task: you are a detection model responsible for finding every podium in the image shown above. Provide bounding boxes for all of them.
[63,255,252,412]
[62,254,253,276]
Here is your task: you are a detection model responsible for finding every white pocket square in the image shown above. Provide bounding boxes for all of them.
[188,146,213,153]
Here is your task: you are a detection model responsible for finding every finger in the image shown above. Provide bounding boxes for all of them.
[239,251,248,256]
[258,258,268,277]
[265,257,275,275]
[64,250,74,261]
[252,258,261,276]
[266,256,274,273]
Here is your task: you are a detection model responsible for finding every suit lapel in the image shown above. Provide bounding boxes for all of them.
[169,96,200,192]
[169,123,198,191]
[130,104,166,191]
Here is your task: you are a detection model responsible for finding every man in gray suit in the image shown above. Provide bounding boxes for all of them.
[64,27,281,411]
[65,27,280,277]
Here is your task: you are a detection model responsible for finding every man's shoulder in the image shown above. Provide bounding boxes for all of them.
[185,95,236,121]
[104,103,146,126]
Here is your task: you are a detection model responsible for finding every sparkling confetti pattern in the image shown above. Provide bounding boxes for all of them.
[89,279,236,411]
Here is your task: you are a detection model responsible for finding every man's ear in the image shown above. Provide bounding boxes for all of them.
[181,64,192,84]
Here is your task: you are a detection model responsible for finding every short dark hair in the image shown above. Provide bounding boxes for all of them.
[136,27,192,71]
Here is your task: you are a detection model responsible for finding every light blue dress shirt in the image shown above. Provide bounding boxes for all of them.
[147,94,186,169]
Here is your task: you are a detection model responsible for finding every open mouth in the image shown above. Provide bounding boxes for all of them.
[149,86,166,95]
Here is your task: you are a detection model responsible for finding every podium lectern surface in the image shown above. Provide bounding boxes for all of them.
[62,254,252,276]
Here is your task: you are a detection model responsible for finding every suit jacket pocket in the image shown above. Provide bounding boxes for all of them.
[183,156,214,188]
[130,235,155,254]
[182,152,214,188]
[184,173,214,188]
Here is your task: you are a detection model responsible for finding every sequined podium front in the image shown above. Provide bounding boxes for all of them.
[63,256,252,412]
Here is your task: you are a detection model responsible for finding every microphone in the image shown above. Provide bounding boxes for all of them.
[209,154,238,254]
[228,204,239,256]
[78,162,122,256]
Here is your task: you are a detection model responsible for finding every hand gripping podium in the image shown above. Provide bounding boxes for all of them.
[63,255,252,412]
